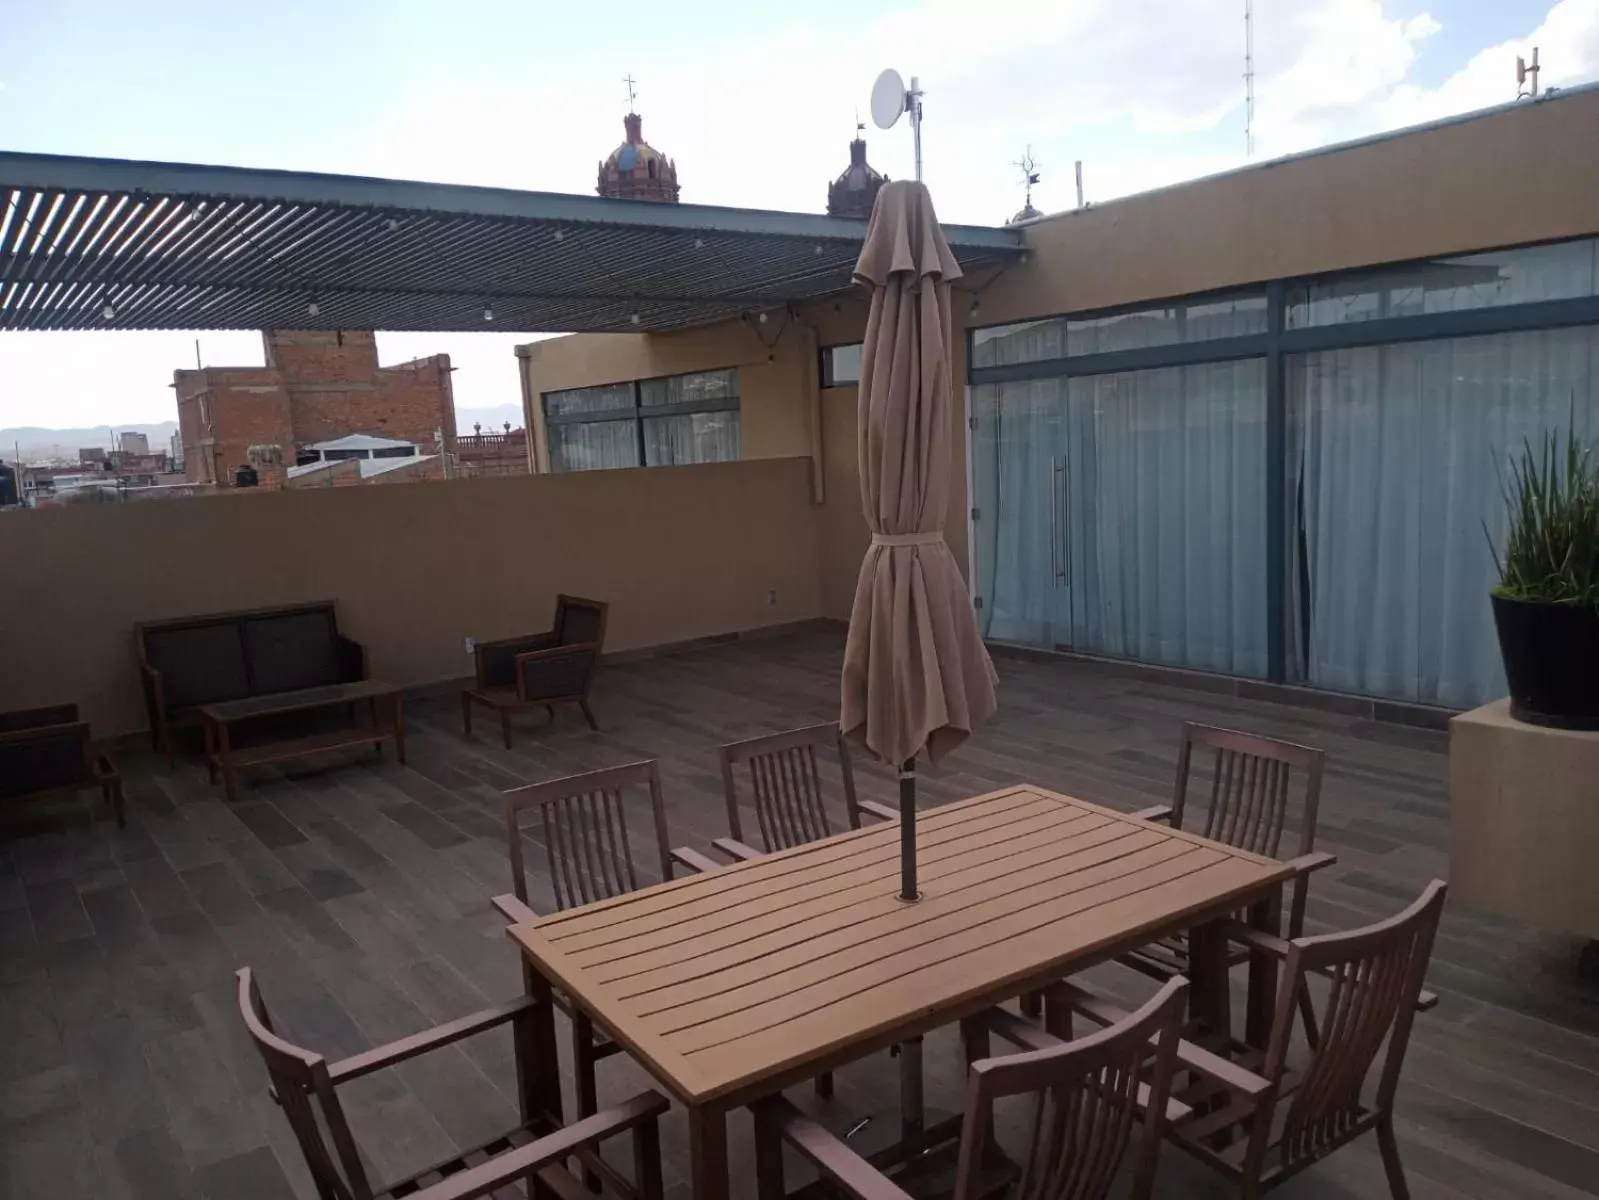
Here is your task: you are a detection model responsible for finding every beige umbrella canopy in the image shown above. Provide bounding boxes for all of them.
[840,179,998,900]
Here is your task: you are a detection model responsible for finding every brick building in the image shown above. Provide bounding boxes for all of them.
[173,330,456,485]
[455,422,529,478]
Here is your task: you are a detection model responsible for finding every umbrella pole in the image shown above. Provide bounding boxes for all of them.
[899,756,918,901]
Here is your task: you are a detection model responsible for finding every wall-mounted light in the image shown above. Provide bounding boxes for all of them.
[970,298,981,316]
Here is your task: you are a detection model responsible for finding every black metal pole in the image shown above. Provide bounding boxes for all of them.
[899,756,918,901]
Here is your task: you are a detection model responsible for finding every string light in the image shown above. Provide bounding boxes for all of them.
[483,305,494,322]
[630,313,641,325]
[101,303,115,320]
[307,301,320,317]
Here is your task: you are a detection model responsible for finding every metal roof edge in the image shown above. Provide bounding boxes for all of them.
[0,150,1021,250]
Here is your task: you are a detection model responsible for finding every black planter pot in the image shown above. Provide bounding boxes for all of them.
[1490,593,1599,730]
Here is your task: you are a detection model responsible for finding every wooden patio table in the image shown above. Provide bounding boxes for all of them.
[506,783,1290,1199]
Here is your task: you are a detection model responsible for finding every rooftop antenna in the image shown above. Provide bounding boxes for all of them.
[623,73,638,112]
[1516,48,1540,98]
[1244,0,1256,157]
[871,68,924,181]
[1075,160,1085,209]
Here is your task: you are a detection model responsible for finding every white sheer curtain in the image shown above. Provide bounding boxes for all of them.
[974,361,1268,675]
[547,420,639,472]
[1289,326,1599,707]
[643,412,740,466]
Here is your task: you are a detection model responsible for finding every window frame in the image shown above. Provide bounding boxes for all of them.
[542,368,741,472]
[820,342,863,388]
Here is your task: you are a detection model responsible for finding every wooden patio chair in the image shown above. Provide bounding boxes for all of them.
[1054,880,1446,1199]
[712,722,895,861]
[1105,723,1335,1044]
[494,760,719,1184]
[711,723,895,1100]
[462,595,608,748]
[753,977,1190,1200]
[0,703,125,828]
[237,965,668,1200]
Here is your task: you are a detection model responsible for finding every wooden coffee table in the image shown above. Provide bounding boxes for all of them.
[199,680,405,802]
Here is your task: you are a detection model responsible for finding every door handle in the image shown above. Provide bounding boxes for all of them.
[1051,456,1066,585]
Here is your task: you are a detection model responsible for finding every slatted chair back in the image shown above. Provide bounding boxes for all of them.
[1256,880,1446,1176]
[236,967,372,1200]
[504,760,674,911]
[719,723,861,853]
[956,978,1187,1200]
[1173,723,1325,860]
[554,595,609,648]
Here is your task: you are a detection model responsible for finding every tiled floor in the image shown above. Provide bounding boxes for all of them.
[3,630,1597,1199]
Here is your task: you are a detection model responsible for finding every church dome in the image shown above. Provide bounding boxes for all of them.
[827,135,887,219]
[1007,201,1042,225]
[598,112,680,203]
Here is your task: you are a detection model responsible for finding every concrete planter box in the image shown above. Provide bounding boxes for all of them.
[1449,698,1599,940]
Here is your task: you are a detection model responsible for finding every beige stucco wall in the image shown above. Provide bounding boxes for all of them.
[0,459,822,736]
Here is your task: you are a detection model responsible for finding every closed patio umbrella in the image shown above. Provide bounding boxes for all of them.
[842,179,998,901]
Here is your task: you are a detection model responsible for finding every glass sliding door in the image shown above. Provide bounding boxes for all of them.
[1288,325,1599,708]
[973,360,1269,676]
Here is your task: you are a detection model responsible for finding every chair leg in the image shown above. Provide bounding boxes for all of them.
[754,1102,786,1200]
[571,1012,602,1192]
[813,1071,833,1099]
[1020,989,1043,1019]
[1377,1117,1412,1200]
[579,699,598,731]
[105,780,126,829]
[500,707,513,750]
[461,692,473,739]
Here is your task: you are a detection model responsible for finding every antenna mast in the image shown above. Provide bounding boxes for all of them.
[1244,0,1256,157]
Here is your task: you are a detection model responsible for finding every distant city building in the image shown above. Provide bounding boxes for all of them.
[118,431,150,455]
[598,109,680,203]
[456,422,529,478]
[172,330,455,488]
[827,132,887,220]
[169,430,183,474]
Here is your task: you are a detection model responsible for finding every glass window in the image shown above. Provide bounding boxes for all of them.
[972,292,1267,369]
[1286,324,1599,708]
[820,343,863,387]
[972,359,1269,677]
[1286,238,1599,328]
[543,369,741,472]
[972,319,1065,369]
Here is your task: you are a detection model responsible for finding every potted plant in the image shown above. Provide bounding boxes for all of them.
[1487,418,1599,729]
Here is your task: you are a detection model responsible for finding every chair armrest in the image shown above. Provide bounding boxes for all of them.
[858,799,899,823]
[492,893,539,924]
[412,1090,670,1200]
[329,996,535,1084]
[1050,982,1273,1099]
[515,643,599,703]
[1283,850,1337,876]
[335,634,367,682]
[671,846,723,875]
[712,837,765,862]
[756,1096,914,1200]
[1128,805,1173,823]
[474,632,556,688]
[0,703,80,732]
[139,662,169,723]
[93,755,118,782]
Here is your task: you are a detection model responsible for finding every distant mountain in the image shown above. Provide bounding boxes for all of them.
[2,421,177,462]
[456,403,525,433]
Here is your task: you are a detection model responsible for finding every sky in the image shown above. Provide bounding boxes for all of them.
[2,0,1597,431]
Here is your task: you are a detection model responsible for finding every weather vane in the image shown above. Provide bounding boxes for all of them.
[1015,146,1041,209]
[623,74,638,112]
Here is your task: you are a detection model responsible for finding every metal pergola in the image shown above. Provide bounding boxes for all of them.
[0,152,1022,334]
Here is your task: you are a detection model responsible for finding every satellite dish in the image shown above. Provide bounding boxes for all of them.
[871,68,906,130]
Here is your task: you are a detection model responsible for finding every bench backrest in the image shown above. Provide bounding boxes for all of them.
[137,602,347,713]
[0,714,92,799]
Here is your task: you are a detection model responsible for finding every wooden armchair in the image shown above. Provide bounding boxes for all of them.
[0,704,124,827]
[712,722,893,862]
[462,595,608,747]
[498,760,717,1181]
[1053,881,1446,1199]
[753,977,1189,1200]
[1110,723,1335,1042]
[237,966,667,1200]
